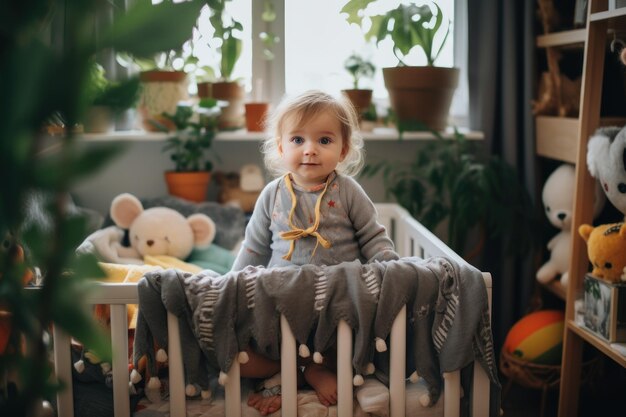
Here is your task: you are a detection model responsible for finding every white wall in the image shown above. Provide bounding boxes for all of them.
[72,138,427,216]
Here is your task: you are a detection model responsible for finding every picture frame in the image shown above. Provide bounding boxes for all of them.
[583,274,626,342]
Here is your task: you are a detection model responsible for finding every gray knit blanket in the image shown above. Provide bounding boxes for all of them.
[133,256,499,408]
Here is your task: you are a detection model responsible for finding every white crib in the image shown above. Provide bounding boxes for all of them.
[51,203,492,417]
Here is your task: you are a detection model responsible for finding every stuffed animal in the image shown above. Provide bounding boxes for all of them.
[536,164,605,287]
[579,222,626,283]
[215,164,264,213]
[587,126,626,218]
[110,193,216,263]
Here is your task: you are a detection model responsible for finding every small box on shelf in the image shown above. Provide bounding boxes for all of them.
[582,274,626,342]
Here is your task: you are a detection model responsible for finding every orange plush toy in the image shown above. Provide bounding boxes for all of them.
[579,222,626,283]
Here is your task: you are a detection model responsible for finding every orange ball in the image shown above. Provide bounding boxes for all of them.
[503,310,564,365]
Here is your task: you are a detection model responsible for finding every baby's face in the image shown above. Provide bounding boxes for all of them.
[278,110,346,188]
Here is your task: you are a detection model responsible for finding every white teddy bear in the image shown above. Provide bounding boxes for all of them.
[536,164,605,287]
[110,193,216,264]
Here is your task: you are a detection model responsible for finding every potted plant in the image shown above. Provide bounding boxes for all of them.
[1,0,203,414]
[362,130,539,261]
[341,0,458,131]
[342,53,376,118]
[201,0,245,129]
[83,63,141,133]
[156,100,221,202]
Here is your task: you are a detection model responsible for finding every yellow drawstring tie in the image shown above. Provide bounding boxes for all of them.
[280,174,332,261]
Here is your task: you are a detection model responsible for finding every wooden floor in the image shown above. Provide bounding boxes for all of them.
[500,355,626,417]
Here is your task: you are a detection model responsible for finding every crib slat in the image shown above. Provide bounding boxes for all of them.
[225,353,241,417]
[280,315,297,417]
[110,304,130,417]
[389,306,406,417]
[443,371,461,417]
[52,325,74,417]
[337,320,352,417]
[167,312,186,417]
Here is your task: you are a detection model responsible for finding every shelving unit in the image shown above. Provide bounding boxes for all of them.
[557,1,626,416]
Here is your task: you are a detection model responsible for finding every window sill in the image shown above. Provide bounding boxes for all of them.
[78,127,484,143]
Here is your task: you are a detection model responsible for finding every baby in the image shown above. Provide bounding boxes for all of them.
[233,90,399,415]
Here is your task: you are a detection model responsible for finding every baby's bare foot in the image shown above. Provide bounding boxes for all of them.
[304,363,337,407]
[247,391,281,416]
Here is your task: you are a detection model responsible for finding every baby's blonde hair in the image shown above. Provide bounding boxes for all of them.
[262,90,364,178]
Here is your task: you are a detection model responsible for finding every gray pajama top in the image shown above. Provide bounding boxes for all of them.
[232,171,399,270]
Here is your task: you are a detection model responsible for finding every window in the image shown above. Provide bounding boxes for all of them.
[173,0,468,127]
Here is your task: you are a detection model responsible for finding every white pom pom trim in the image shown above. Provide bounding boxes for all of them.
[74,360,85,373]
[365,362,375,375]
[313,351,323,364]
[201,389,211,400]
[419,393,430,407]
[130,369,142,384]
[299,344,311,358]
[185,384,198,397]
[409,371,419,383]
[238,351,249,364]
[218,371,228,386]
[129,381,137,395]
[147,377,161,390]
[156,348,168,363]
[353,374,364,386]
[375,337,387,352]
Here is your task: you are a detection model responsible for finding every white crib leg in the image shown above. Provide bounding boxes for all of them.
[337,320,353,417]
[111,304,130,417]
[280,315,297,416]
[167,312,186,417]
[224,357,241,417]
[53,325,74,417]
[389,305,406,417]
[443,371,461,417]
[472,360,489,417]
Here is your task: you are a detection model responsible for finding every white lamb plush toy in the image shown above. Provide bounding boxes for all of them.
[536,164,605,287]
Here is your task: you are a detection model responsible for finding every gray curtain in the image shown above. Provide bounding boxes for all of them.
[467,0,538,350]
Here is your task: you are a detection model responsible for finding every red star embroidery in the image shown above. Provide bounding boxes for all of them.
[328,200,336,208]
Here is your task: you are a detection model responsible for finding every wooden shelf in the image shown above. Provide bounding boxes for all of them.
[536,28,587,47]
[567,319,626,367]
[590,6,626,22]
[535,116,578,163]
[535,116,626,163]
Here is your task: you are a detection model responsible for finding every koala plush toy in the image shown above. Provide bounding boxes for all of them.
[587,126,626,218]
[536,164,605,287]
[110,193,216,264]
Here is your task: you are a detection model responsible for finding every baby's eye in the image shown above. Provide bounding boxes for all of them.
[546,206,551,213]
[134,235,139,241]
[319,136,332,145]
[605,262,612,269]
[164,236,170,243]
[291,136,304,144]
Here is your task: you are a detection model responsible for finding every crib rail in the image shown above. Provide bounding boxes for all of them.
[51,203,491,417]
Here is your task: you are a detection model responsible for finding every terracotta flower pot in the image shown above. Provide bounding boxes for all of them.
[342,89,373,116]
[139,70,188,132]
[245,102,270,132]
[164,171,212,202]
[383,66,459,131]
[197,81,212,99]
[212,81,245,129]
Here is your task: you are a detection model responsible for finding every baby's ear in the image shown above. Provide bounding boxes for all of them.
[110,193,143,229]
[187,214,216,247]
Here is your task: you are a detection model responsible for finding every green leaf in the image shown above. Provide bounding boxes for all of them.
[340,0,377,26]
[101,0,203,58]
